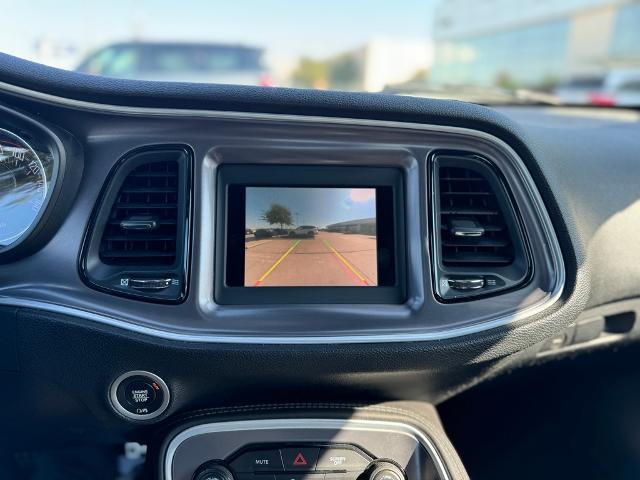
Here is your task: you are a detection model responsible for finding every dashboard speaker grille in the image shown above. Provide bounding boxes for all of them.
[99,160,179,266]
[439,165,515,266]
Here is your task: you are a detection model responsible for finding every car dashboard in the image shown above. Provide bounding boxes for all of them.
[0,54,639,479]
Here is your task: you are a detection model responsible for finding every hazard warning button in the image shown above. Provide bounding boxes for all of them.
[281,447,320,471]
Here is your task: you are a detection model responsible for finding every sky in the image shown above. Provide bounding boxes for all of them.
[2,0,438,69]
[246,187,376,229]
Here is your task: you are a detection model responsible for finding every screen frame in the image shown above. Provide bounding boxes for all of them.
[215,164,406,304]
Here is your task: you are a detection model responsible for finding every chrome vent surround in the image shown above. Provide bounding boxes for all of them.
[432,153,530,301]
[99,160,179,266]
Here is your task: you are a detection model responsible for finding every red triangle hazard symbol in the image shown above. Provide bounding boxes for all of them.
[293,453,308,466]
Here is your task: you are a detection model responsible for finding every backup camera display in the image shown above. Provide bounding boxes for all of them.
[244,187,377,287]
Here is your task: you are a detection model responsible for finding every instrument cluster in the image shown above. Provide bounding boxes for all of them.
[0,127,57,248]
[0,104,81,261]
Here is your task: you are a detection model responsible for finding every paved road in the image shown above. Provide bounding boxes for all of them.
[245,231,377,287]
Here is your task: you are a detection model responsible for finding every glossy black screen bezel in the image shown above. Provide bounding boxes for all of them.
[215,165,406,305]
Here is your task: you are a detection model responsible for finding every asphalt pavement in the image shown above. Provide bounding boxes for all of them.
[245,231,377,287]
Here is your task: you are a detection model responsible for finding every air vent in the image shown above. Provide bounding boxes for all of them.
[439,165,514,266]
[81,147,191,303]
[432,154,529,300]
[99,160,179,266]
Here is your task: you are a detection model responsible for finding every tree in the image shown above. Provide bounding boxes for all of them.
[494,70,519,90]
[291,57,329,89]
[261,203,293,229]
[407,68,430,83]
[328,54,361,90]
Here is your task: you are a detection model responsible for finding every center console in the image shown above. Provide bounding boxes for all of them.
[159,404,468,480]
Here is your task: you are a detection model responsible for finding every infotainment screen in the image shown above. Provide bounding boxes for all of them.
[244,187,378,287]
[217,164,404,304]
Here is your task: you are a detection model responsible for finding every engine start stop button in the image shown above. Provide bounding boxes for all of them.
[109,370,170,421]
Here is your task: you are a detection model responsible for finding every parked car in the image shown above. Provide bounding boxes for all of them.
[289,225,318,237]
[253,228,274,239]
[555,70,640,106]
[76,41,274,86]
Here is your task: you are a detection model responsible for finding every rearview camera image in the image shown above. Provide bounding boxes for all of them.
[245,187,377,287]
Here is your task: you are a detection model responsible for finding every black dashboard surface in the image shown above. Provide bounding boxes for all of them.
[0,53,638,451]
[495,106,640,308]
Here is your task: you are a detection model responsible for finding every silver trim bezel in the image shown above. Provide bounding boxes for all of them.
[0,80,566,344]
[109,370,171,421]
[162,418,451,480]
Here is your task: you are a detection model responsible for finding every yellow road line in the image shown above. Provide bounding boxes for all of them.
[255,239,301,285]
[322,239,369,285]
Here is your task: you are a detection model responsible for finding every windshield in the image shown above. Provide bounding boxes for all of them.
[5,0,640,106]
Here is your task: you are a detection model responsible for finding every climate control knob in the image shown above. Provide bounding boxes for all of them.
[193,463,235,480]
[367,462,406,480]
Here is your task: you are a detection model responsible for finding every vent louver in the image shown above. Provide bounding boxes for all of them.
[439,165,514,266]
[81,147,191,303]
[99,160,179,266]
[432,154,529,300]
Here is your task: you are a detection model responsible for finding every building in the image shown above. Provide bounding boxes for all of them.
[327,39,434,92]
[359,39,434,92]
[326,218,376,235]
[430,0,640,88]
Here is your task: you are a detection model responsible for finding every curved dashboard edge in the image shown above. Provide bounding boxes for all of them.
[0,76,577,347]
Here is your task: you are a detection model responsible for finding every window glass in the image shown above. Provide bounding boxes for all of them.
[5,1,640,105]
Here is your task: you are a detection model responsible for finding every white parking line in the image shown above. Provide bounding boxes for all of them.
[245,240,273,249]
